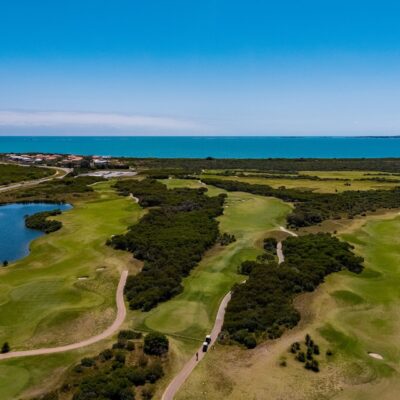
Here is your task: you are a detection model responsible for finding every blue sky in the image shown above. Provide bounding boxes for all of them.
[1,0,400,135]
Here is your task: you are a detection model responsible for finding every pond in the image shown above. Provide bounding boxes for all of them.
[0,202,72,263]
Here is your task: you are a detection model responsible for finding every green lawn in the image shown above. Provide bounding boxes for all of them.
[0,181,143,399]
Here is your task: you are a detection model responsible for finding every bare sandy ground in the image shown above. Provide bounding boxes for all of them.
[277,241,284,264]
[0,270,128,360]
[129,193,139,203]
[279,226,298,237]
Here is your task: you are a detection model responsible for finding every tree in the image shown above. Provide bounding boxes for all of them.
[1,342,10,353]
[144,332,169,356]
[2,260,8,267]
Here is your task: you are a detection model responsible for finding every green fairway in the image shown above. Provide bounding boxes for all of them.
[177,213,400,400]
[130,182,291,396]
[0,181,143,399]
[159,177,226,196]
[201,173,400,193]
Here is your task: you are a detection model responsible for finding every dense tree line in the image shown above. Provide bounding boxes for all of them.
[128,157,400,172]
[223,234,363,347]
[108,179,225,311]
[0,164,53,186]
[202,178,400,227]
[25,210,63,233]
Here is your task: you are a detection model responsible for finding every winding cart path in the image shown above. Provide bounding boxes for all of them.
[0,270,128,360]
[161,291,232,400]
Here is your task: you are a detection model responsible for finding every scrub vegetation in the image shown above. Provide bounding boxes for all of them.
[25,209,63,233]
[28,330,168,400]
[201,172,400,193]
[131,157,400,172]
[0,176,103,204]
[0,164,53,186]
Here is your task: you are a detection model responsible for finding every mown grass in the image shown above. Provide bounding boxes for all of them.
[201,172,400,193]
[0,181,144,399]
[177,214,400,400]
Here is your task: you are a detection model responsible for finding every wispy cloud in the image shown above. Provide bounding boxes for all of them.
[0,111,201,131]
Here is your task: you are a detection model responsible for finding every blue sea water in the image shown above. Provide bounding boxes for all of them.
[1,136,400,158]
[0,203,72,263]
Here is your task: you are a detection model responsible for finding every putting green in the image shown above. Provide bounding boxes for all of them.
[0,181,144,399]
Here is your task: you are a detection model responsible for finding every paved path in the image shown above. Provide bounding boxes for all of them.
[0,166,71,193]
[0,270,128,360]
[161,291,232,400]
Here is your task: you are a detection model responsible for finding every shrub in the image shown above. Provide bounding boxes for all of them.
[145,361,164,383]
[311,359,320,372]
[118,330,142,340]
[296,352,305,363]
[115,351,126,364]
[126,341,135,351]
[99,348,113,361]
[142,384,155,400]
[80,357,95,367]
[138,354,149,367]
[144,333,169,356]
[1,342,10,353]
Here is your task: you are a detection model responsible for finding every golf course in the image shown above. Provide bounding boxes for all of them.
[0,181,143,399]
[201,171,400,193]
[1,170,400,400]
[133,178,292,397]
[175,212,400,400]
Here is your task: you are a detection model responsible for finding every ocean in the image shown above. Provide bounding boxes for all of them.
[1,136,400,158]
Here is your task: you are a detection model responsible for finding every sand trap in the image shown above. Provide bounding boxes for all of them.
[96,267,106,271]
[78,276,89,281]
[368,352,384,360]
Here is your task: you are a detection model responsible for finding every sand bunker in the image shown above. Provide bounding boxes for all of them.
[368,352,384,360]
[78,276,89,281]
[96,267,106,271]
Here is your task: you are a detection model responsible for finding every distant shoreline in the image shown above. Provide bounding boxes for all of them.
[2,136,400,158]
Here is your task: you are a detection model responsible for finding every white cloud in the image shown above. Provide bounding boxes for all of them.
[0,111,200,131]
